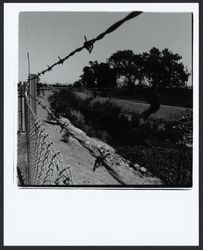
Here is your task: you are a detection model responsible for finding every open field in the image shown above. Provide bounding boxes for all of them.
[75,91,187,122]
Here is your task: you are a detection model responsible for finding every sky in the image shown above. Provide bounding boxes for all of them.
[19,11,192,85]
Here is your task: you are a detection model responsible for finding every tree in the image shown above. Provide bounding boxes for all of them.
[140,48,190,119]
[80,61,116,89]
[81,64,96,88]
[108,50,136,88]
[108,50,146,89]
[108,48,189,89]
[133,53,146,86]
[142,47,190,88]
[81,48,189,90]
[93,62,116,88]
[73,80,83,88]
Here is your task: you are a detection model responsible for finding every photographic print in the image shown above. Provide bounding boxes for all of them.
[4,3,199,246]
[17,11,193,187]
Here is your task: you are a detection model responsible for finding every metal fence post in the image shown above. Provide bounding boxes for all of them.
[24,92,31,184]
[18,81,23,132]
[30,74,37,114]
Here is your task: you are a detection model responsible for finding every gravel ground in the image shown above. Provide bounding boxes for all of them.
[33,90,163,186]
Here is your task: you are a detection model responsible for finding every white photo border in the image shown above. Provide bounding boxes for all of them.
[4,3,199,246]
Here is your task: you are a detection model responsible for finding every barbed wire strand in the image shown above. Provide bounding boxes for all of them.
[24,11,142,86]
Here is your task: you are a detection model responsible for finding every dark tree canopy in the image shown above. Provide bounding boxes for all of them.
[108,50,142,88]
[81,64,96,88]
[143,47,190,88]
[80,60,116,88]
[73,80,83,88]
[108,48,189,89]
[79,48,190,89]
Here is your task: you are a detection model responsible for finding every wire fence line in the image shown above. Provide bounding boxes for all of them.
[18,92,73,186]
[24,11,142,87]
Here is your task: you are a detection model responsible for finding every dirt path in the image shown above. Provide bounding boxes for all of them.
[36,90,163,186]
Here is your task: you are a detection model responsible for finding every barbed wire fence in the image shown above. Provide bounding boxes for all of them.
[17,11,143,186]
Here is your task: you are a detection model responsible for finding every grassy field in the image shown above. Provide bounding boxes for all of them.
[76,91,187,122]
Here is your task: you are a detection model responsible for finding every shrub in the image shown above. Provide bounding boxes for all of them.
[131,113,140,127]
[116,145,192,186]
[88,100,121,133]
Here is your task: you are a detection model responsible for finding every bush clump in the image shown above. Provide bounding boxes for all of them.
[116,145,192,186]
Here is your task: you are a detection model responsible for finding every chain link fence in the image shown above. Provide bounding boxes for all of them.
[18,93,73,186]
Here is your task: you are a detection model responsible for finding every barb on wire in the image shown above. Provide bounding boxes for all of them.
[47,65,52,71]
[58,56,65,65]
[24,11,142,86]
[84,35,94,53]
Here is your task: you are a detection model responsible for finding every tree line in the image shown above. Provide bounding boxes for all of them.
[73,47,190,89]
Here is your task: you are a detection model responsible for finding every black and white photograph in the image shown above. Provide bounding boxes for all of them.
[17,10,193,187]
[4,3,199,246]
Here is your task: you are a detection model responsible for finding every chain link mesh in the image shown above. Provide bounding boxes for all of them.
[23,94,73,186]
